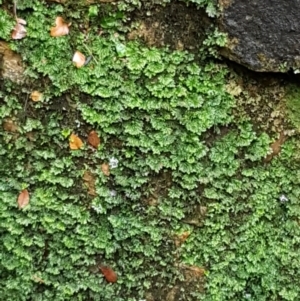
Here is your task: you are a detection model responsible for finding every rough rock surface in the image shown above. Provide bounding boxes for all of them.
[0,41,24,83]
[218,0,300,72]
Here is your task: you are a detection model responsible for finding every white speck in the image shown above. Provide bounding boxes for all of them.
[110,190,117,197]
[279,194,288,202]
[109,157,119,168]
[75,120,81,128]
[91,205,101,213]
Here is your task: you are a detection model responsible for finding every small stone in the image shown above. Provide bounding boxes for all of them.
[0,41,24,84]
[109,157,119,168]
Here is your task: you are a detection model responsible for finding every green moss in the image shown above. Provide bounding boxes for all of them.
[285,83,300,130]
[0,9,14,40]
[1,1,300,301]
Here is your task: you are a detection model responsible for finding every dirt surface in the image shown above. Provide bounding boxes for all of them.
[128,1,211,51]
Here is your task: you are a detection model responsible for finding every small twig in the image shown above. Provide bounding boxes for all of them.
[23,93,29,114]
[13,0,18,19]
[82,43,99,65]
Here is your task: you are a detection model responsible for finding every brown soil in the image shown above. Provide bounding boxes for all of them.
[128,1,212,51]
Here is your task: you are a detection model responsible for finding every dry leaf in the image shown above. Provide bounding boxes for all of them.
[72,51,86,68]
[50,17,70,37]
[101,163,110,176]
[30,91,43,102]
[181,264,206,280]
[265,131,286,162]
[83,170,97,196]
[88,130,100,148]
[11,18,27,40]
[174,231,190,247]
[3,118,18,132]
[187,265,206,276]
[69,133,83,150]
[17,189,30,209]
[99,266,118,283]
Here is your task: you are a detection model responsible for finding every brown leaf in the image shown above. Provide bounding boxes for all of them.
[72,51,86,68]
[99,266,118,283]
[3,118,18,132]
[30,91,43,102]
[83,170,97,197]
[101,163,110,176]
[17,189,30,209]
[174,231,190,247]
[69,133,83,150]
[88,130,100,148]
[50,17,70,37]
[181,264,206,280]
[11,18,27,40]
[265,131,286,162]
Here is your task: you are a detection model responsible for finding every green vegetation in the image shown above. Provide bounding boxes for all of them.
[1,0,300,300]
[0,8,14,40]
[286,84,300,130]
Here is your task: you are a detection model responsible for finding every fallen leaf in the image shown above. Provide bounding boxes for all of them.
[101,163,110,176]
[72,51,86,68]
[3,118,18,132]
[265,131,286,162]
[69,133,83,150]
[88,130,100,148]
[50,17,70,37]
[99,266,118,283]
[17,18,27,26]
[187,265,206,276]
[83,170,97,197]
[11,18,27,40]
[17,189,30,209]
[181,264,206,280]
[174,231,190,247]
[30,91,43,102]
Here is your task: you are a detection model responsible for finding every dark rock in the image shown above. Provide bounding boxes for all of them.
[218,0,300,72]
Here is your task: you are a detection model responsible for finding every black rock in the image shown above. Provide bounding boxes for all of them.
[218,0,300,72]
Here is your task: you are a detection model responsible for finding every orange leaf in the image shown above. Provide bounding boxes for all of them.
[69,133,83,150]
[99,266,118,283]
[17,189,30,209]
[11,18,27,40]
[30,91,43,102]
[50,17,70,37]
[72,51,86,68]
[101,163,110,176]
[88,130,100,148]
